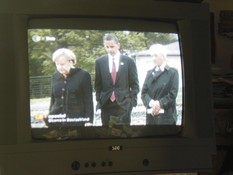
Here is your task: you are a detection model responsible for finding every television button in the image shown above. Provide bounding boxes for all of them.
[142,159,149,166]
[101,161,106,167]
[71,161,80,170]
[108,161,113,166]
[91,162,96,167]
[84,162,89,168]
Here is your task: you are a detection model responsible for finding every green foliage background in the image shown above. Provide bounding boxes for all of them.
[28,29,177,77]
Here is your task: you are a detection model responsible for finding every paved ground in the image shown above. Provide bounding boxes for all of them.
[30,96,182,128]
[30,97,147,128]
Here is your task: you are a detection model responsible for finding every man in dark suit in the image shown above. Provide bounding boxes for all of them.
[95,33,139,126]
[141,44,179,125]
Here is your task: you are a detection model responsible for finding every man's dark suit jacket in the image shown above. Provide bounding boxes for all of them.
[95,54,139,110]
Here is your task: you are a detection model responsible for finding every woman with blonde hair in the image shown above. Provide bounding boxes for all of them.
[48,48,93,127]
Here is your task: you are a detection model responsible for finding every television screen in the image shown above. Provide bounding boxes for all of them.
[28,18,183,140]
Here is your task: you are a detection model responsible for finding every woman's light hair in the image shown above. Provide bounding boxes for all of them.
[149,44,167,58]
[52,48,77,65]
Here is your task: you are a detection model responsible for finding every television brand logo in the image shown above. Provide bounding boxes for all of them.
[109,145,123,151]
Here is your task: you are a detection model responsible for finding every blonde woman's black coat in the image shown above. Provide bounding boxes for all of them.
[49,67,93,126]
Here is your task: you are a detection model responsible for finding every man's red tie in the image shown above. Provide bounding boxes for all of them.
[110,58,116,102]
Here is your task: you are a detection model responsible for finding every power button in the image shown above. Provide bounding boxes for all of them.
[71,161,80,170]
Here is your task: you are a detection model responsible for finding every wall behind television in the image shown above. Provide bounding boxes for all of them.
[204,0,233,72]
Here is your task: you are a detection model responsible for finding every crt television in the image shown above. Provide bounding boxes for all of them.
[0,0,215,174]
